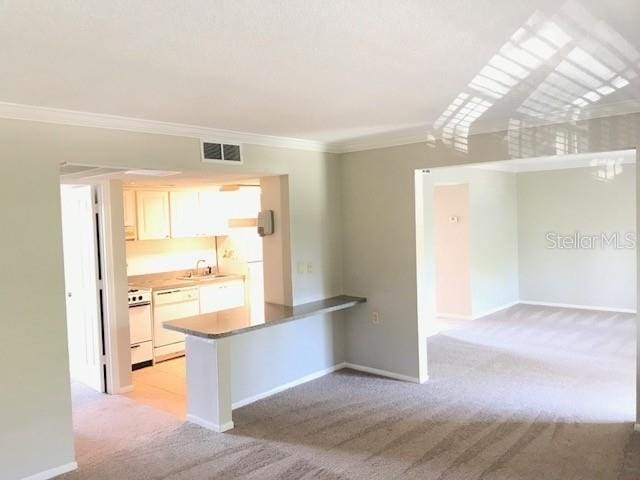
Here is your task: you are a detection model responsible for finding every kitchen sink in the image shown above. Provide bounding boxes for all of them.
[176,274,229,281]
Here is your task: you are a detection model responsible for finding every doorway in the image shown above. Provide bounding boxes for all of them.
[416,149,637,423]
[122,179,266,418]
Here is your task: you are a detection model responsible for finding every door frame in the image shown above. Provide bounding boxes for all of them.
[97,181,131,394]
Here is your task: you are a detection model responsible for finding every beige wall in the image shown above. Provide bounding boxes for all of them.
[342,113,640,385]
[0,156,75,479]
[1,111,639,479]
[260,175,293,305]
[0,119,344,479]
[434,184,471,317]
[518,164,636,310]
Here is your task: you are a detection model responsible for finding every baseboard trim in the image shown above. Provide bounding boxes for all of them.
[117,385,134,394]
[186,414,234,433]
[230,361,419,410]
[232,362,347,409]
[21,461,78,480]
[343,362,421,383]
[519,300,636,314]
[473,301,520,319]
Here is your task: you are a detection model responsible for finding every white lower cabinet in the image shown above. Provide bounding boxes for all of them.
[199,280,245,314]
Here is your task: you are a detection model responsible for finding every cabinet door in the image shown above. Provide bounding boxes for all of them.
[199,284,222,314]
[123,190,137,241]
[170,191,200,238]
[200,190,229,236]
[136,191,170,240]
[217,280,245,310]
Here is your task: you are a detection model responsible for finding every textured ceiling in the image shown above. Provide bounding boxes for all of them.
[1,0,640,149]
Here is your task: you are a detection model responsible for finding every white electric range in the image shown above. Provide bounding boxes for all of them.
[128,288,153,369]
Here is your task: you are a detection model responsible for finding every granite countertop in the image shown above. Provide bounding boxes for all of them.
[164,295,366,339]
[128,271,245,291]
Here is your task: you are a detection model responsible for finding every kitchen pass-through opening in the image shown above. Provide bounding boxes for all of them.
[59,168,296,422]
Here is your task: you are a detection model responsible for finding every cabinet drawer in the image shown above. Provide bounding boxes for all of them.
[131,341,153,366]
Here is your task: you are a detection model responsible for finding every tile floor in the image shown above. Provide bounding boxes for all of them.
[123,356,187,418]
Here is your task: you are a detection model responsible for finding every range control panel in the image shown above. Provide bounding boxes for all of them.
[128,288,151,306]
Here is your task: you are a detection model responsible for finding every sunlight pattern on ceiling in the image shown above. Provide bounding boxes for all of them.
[428,0,640,156]
[517,2,637,126]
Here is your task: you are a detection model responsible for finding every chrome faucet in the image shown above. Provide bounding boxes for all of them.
[195,259,207,276]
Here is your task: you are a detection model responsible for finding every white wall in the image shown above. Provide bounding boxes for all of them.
[125,237,217,276]
[518,165,636,311]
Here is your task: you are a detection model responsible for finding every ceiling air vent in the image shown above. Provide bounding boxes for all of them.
[202,141,243,164]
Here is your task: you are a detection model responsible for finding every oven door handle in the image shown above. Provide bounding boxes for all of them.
[129,302,151,308]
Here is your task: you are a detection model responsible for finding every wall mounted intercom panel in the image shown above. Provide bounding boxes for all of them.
[257,210,274,237]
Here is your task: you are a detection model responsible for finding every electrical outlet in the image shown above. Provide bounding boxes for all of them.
[372,311,380,324]
[307,262,313,274]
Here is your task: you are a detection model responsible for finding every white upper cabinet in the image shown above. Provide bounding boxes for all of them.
[136,191,170,240]
[171,190,228,238]
[200,190,229,236]
[223,187,261,219]
[170,191,201,238]
[131,189,228,240]
[123,190,137,241]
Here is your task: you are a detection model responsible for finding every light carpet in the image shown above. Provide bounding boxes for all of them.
[59,305,640,479]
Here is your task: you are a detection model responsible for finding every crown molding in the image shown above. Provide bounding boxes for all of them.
[328,129,430,154]
[330,100,640,153]
[2,99,638,157]
[0,101,337,153]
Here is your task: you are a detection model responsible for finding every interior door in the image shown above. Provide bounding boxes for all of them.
[60,185,105,392]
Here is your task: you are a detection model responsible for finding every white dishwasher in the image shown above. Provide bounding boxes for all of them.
[153,287,199,361]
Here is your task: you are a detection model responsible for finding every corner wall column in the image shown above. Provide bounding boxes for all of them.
[185,335,234,432]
